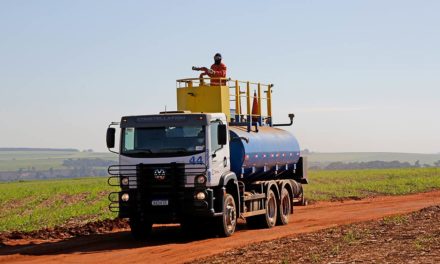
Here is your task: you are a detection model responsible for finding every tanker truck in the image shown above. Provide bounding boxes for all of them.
[106,77,308,239]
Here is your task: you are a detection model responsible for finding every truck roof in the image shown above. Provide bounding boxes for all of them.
[120,112,226,128]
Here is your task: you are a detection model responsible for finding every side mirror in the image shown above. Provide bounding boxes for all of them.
[106,128,116,149]
[217,124,227,145]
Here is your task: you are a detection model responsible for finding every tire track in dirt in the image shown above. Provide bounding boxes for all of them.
[0,190,439,264]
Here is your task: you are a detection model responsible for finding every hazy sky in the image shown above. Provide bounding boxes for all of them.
[1,1,439,153]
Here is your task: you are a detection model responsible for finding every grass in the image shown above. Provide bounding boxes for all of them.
[0,177,117,232]
[304,167,440,201]
[383,215,408,225]
[0,167,439,233]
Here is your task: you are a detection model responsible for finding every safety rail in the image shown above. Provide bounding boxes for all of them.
[176,78,273,127]
[108,163,207,177]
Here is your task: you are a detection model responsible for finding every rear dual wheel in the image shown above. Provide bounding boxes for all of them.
[246,189,278,229]
[277,187,291,225]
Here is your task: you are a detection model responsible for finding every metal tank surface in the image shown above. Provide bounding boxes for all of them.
[229,126,301,179]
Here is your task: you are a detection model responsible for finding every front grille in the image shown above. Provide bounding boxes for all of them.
[108,163,207,221]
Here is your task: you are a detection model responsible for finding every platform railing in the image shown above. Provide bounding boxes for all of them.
[176,78,273,127]
[229,79,273,127]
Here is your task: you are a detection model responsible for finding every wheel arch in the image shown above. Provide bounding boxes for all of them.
[219,171,241,216]
[263,180,280,202]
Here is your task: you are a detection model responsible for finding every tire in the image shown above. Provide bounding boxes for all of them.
[218,193,237,237]
[129,217,152,240]
[277,187,291,225]
[263,189,278,228]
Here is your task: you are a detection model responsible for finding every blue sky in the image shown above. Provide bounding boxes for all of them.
[1,0,439,153]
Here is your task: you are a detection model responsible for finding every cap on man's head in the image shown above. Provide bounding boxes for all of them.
[214,53,222,59]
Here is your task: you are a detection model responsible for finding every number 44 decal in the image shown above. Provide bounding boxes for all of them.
[189,156,203,164]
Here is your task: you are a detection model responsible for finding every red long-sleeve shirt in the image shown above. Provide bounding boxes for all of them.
[208,63,227,86]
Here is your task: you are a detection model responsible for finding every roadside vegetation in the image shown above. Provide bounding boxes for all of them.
[0,167,439,233]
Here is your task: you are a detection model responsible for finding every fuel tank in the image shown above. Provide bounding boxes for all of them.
[229,126,301,178]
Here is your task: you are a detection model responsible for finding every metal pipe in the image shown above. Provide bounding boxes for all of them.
[273,113,295,127]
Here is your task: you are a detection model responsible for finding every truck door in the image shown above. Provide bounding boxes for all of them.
[209,120,230,184]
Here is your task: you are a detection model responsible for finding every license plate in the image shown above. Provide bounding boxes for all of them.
[152,200,169,206]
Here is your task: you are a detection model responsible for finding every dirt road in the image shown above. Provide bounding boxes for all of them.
[1,190,439,264]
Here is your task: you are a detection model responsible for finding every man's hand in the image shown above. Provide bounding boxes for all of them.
[207,69,214,74]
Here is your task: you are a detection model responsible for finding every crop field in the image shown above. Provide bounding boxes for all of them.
[0,167,439,233]
[0,177,118,232]
[304,167,440,201]
[0,150,116,171]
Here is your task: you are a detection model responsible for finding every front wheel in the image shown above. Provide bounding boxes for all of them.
[218,193,237,237]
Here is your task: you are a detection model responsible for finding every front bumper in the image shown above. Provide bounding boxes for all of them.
[115,187,221,222]
[108,163,222,223]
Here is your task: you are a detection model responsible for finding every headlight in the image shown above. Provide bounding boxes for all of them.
[121,177,129,186]
[121,193,129,202]
[195,192,206,200]
[195,175,207,184]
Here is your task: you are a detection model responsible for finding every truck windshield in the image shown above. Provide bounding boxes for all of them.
[122,126,205,157]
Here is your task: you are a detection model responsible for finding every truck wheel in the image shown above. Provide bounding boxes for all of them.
[129,217,152,240]
[264,189,278,228]
[301,196,308,206]
[218,193,237,237]
[277,187,291,225]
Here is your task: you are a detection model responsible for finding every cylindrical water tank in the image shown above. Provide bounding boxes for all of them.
[229,126,301,178]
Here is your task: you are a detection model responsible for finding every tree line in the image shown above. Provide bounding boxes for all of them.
[321,160,440,170]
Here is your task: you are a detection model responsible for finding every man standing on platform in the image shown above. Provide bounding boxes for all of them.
[193,53,227,86]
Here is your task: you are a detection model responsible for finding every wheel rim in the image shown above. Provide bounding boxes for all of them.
[267,193,276,224]
[225,197,236,232]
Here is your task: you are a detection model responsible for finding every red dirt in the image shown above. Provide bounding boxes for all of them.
[1,190,439,264]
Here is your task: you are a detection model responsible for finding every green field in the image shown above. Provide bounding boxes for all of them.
[304,167,440,201]
[0,177,118,232]
[0,167,439,232]
[0,150,116,171]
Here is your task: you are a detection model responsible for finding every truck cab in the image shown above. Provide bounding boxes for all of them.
[107,77,307,239]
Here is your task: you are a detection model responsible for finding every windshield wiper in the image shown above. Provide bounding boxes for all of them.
[132,148,153,153]
[159,148,187,153]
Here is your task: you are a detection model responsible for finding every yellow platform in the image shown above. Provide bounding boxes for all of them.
[177,84,231,121]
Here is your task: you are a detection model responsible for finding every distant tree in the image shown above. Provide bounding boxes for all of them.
[434,160,440,167]
[325,160,414,170]
[414,160,421,168]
